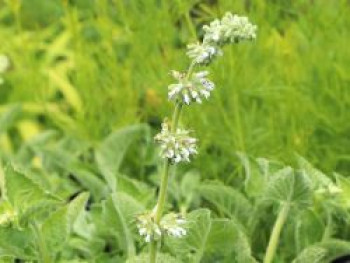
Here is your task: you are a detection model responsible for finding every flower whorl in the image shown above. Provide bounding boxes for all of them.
[168,70,215,105]
[155,122,197,163]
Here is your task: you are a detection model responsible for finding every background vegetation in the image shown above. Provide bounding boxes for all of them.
[0,0,349,262]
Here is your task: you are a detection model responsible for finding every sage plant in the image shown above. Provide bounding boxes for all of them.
[136,13,257,263]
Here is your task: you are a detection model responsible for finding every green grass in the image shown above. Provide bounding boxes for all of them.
[1,0,349,180]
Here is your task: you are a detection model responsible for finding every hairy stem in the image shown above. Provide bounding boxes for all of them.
[150,60,195,263]
[150,103,183,263]
[263,203,290,263]
[149,241,157,263]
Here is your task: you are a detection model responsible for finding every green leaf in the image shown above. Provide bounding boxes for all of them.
[40,148,106,199]
[296,155,333,190]
[207,219,257,263]
[67,192,90,225]
[293,240,350,263]
[0,105,21,135]
[167,209,257,263]
[237,153,283,198]
[95,124,148,192]
[263,168,312,207]
[103,192,145,258]
[199,182,253,227]
[4,165,60,212]
[0,227,35,259]
[41,206,69,255]
[292,246,327,263]
[126,253,179,263]
[41,192,88,257]
[167,209,211,263]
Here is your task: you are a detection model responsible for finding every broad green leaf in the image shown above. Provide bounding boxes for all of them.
[199,182,253,227]
[207,219,257,263]
[67,192,90,225]
[237,153,283,198]
[41,192,88,258]
[292,246,327,263]
[4,165,60,212]
[0,227,35,259]
[263,168,312,207]
[293,240,350,263]
[167,208,257,262]
[41,206,69,255]
[95,124,148,192]
[118,175,153,205]
[40,148,106,199]
[296,155,333,190]
[180,170,200,208]
[103,192,144,258]
[167,209,211,263]
[294,210,324,253]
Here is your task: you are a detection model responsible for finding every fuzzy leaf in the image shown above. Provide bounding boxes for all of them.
[95,124,148,191]
[296,155,333,190]
[41,192,88,257]
[103,192,144,258]
[199,182,253,227]
[167,209,212,263]
[293,240,350,263]
[4,165,59,212]
[263,168,312,207]
[0,227,35,259]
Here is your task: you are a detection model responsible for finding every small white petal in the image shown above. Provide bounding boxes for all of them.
[183,94,191,105]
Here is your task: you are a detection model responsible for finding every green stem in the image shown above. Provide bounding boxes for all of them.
[150,104,183,263]
[150,241,157,263]
[150,61,194,263]
[263,203,290,263]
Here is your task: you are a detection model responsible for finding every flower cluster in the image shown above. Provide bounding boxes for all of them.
[187,12,257,65]
[160,213,187,238]
[168,70,215,105]
[155,122,197,163]
[136,212,162,243]
[186,42,222,65]
[0,54,10,85]
[136,212,187,243]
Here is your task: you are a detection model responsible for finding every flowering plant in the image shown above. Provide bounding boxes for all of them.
[136,12,257,263]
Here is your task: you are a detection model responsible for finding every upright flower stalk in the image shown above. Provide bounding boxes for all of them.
[135,13,257,263]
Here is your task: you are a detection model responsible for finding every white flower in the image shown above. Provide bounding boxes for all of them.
[160,213,187,238]
[203,19,225,44]
[0,55,10,73]
[168,70,215,105]
[187,42,222,65]
[155,122,197,163]
[136,212,162,243]
[220,12,257,43]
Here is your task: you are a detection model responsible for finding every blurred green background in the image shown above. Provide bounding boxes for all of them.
[0,0,349,182]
